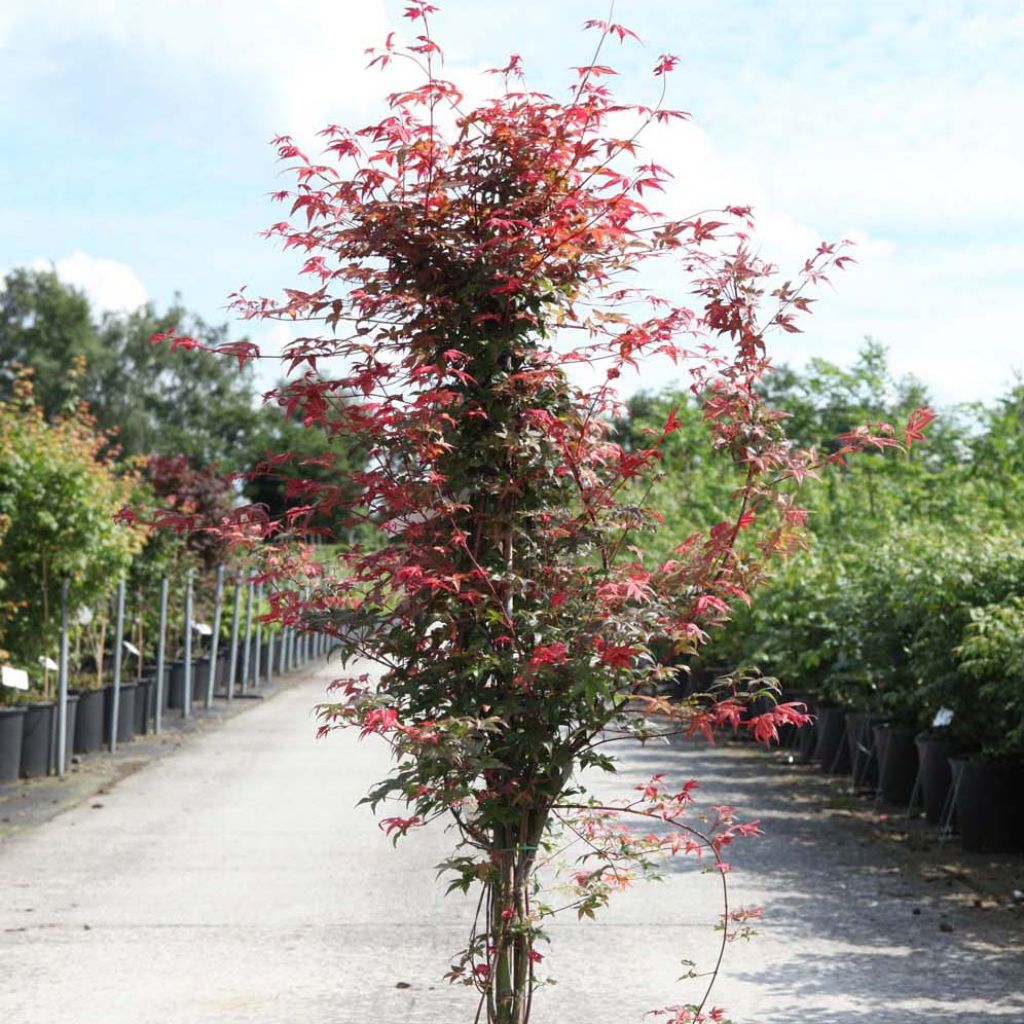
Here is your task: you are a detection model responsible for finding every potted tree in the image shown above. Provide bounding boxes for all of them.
[151,12,931,1021]
[951,595,1024,852]
[0,372,144,768]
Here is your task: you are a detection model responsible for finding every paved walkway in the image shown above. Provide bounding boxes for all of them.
[1,662,1021,1023]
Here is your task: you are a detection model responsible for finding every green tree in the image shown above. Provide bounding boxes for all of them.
[966,381,1024,518]
[0,268,104,415]
[93,303,263,467]
[1,268,367,524]
[1,268,264,467]
[0,374,146,695]
[614,391,744,564]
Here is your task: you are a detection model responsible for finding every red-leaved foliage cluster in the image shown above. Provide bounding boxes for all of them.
[152,7,930,1022]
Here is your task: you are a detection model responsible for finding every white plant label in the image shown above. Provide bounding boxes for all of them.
[123,641,141,657]
[76,606,94,626]
[38,656,60,671]
[932,707,954,728]
[192,622,213,636]
[1,666,30,691]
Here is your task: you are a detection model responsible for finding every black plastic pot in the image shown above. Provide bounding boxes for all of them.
[771,694,805,750]
[73,688,106,754]
[272,641,286,675]
[104,683,137,744]
[214,652,228,691]
[953,757,1024,853]
[915,734,953,825]
[19,702,54,778]
[167,661,188,709]
[874,725,918,805]
[142,666,167,718]
[814,707,851,773]
[0,706,27,783]
[845,712,881,788]
[776,721,797,748]
[668,666,691,700]
[192,658,212,703]
[796,717,819,762]
[134,678,151,735]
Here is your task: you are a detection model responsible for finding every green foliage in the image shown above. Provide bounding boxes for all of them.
[242,391,368,537]
[0,268,260,466]
[614,391,743,565]
[0,268,101,416]
[668,342,1024,755]
[0,374,146,695]
[92,304,262,467]
[0,268,368,534]
[956,596,1024,755]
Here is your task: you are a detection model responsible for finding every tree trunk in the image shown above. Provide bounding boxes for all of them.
[486,806,548,1024]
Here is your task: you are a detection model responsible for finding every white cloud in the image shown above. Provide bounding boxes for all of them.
[31,252,148,313]
[708,7,1024,237]
[0,0,391,137]
[3,0,1021,409]
[800,237,1024,406]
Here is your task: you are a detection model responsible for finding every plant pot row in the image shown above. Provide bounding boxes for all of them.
[787,705,1024,854]
[0,660,203,781]
[1,633,321,784]
[0,696,81,783]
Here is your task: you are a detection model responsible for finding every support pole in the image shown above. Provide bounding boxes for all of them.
[206,563,225,709]
[155,577,169,734]
[110,579,126,753]
[240,576,254,694]
[182,569,194,719]
[227,568,242,702]
[56,577,70,778]
[252,582,263,689]
[266,626,275,686]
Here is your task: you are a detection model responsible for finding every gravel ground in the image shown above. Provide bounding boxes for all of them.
[1,661,1021,1023]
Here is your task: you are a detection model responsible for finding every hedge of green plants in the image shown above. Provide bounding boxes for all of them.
[624,343,1024,758]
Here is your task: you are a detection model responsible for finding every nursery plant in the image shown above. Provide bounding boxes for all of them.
[155,8,930,1022]
[0,371,145,696]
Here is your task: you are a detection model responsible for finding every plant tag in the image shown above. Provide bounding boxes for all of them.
[123,641,141,657]
[192,622,213,636]
[76,606,94,626]
[1,666,30,691]
[37,656,60,671]
[932,707,954,728]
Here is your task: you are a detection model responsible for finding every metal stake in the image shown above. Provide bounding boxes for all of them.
[110,579,126,752]
[56,577,70,778]
[155,577,169,734]
[206,563,225,709]
[253,582,264,689]
[227,568,242,701]
[266,627,275,686]
[182,569,194,719]
[240,576,254,694]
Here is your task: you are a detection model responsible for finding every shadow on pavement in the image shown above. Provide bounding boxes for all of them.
[605,736,1024,1023]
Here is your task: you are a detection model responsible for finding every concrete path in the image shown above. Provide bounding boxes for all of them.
[1,662,1022,1023]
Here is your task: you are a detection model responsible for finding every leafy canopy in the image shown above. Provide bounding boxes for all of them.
[0,373,145,686]
[175,8,927,1022]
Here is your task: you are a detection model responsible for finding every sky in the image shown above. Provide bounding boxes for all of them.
[1,0,1022,407]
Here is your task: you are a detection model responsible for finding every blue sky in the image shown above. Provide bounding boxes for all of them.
[1,1,1022,405]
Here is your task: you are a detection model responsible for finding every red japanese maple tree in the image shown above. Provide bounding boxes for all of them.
[165,7,930,1022]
